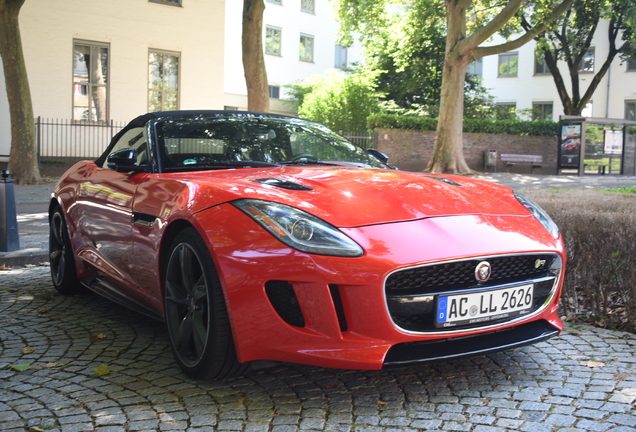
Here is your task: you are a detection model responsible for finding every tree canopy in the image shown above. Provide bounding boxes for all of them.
[332,0,574,174]
[523,0,636,115]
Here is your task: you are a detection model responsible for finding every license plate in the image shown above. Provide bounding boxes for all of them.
[435,284,533,328]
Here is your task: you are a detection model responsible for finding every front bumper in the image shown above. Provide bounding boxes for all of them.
[194,205,566,370]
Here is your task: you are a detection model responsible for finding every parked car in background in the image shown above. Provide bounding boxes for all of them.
[49,111,566,379]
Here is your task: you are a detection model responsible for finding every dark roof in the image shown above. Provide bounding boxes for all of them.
[95,110,295,166]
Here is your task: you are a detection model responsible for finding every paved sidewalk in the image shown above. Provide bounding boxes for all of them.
[1,267,636,432]
[2,173,636,268]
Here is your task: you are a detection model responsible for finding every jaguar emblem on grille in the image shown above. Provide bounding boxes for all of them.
[475,261,491,282]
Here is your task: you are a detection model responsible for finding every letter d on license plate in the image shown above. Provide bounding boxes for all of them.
[435,284,533,328]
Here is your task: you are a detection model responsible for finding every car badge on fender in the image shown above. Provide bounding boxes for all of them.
[475,261,492,282]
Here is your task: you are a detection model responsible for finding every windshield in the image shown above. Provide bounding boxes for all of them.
[153,115,387,172]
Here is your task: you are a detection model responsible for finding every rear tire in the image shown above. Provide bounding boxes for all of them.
[49,206,83,294]
[163,228,249,380]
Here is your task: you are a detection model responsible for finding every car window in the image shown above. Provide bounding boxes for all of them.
[154,117,386,171]
[102,127,149,169]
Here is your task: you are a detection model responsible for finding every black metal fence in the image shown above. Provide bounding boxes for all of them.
[37,117,126,159]
[341,131,377,149]
[33,119,376,160]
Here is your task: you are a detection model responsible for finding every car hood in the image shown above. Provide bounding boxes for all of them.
[154,166,531,228]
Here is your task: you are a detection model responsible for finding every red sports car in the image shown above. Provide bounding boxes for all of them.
[49,111,566,379]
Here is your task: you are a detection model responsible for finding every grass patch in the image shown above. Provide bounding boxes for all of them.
[604,186,636,194]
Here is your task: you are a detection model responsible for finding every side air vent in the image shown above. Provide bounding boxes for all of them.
[251,178,313,191]
[265,280,305,327]
[329,285,348,332]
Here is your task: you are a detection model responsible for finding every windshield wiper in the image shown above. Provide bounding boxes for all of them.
[278,160,341,166]
[164,160,281,172]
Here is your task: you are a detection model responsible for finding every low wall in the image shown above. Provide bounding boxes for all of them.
[375,128,558,174]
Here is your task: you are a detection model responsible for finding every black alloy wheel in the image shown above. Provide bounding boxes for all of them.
[163,228,248,380]
[49,206,82,294]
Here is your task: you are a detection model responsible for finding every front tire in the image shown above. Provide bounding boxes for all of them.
[49,206,82,294]
[163,228,248,380]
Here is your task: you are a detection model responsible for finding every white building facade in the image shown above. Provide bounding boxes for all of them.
[223,0,363,115]
[477,20,636,122]
[0,0,227,160]
[0,0,362,160]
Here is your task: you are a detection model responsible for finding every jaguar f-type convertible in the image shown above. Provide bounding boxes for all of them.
[49,111,566,379]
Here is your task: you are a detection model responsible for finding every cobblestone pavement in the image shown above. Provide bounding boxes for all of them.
[1,267,636,432]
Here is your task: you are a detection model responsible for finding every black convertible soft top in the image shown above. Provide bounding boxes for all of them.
[95,110,294,167]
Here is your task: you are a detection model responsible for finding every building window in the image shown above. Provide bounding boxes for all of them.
[467,58,482,78]
[581,102,593,117]
[579,48,595,73]
[224,106,239,111]
[73,40,109,122]
[626,101,636,121]
[534,51,550,75]
[149,0,182,6]
[148,50,179,112]
[498,53,518,77]
[267,0,281,4]
[269,85,280,99]
[300,34,314,62]
[301,0,315,13]
[266,26,282,55]
[627,56,636,72]
[335,44,347,69]
[494,102,517,120]
[532,102,553,121]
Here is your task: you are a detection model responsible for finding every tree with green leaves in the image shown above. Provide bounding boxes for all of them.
[0,0,41,184]
[524,0,636,116]
[334,0,573,174]
[288,70,382,133]
[242,0,270,112]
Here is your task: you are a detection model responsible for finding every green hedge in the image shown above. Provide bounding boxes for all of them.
[368,113,559,137]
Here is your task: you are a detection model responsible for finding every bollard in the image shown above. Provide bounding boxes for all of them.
[0,170,20,252]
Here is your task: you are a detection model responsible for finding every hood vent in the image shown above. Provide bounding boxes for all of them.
[251,177,313,191]
[424,176,463,187]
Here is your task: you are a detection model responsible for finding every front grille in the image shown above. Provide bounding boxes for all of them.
[385,254,561,333]
[386,254,556,295]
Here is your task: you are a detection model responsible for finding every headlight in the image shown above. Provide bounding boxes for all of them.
[232,199,364,257]
[514,192,560,239]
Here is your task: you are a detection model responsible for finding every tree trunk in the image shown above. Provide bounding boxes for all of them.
[427,58,472,174]
[426,0,472,174]
[242,0,270,113]
[0,0,41,184]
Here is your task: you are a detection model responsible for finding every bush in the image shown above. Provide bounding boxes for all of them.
[368,113,558,137]
[524,189,636,332]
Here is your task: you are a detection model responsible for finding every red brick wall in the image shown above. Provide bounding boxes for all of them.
[375,128,559,174]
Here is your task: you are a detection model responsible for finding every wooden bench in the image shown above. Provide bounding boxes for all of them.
[500,154,543,173]
[584,163,610,175]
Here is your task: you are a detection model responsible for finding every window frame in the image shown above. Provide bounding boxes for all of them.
[467,57,483,78]
[269,85,281,99]
[72,39,110,122]
[335,44,347,69]
[266,0,282,4]
[534,51,550,75]
[299,33,314,63]
[578,48,595,74]
[626,100,636,121]
[627,56,636,72]
[148,49,181,113]
[301,0,315,13]
[532,102,553,121]
[498,52,518,77]
[265,26,282,56]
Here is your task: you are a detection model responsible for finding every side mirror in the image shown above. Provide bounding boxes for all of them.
[366,148,398,169]
[107,148,146,173]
